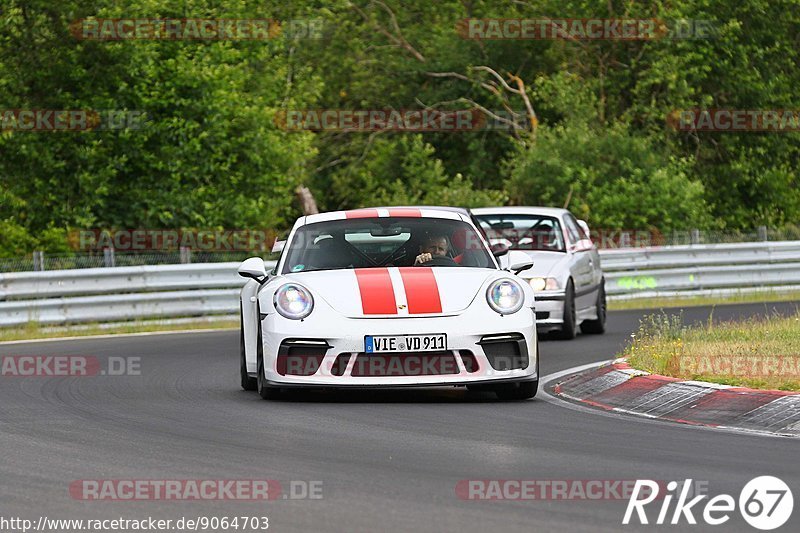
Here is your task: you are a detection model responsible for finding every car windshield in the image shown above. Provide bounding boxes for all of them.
[476,214,566,252]
[281,217,495,273]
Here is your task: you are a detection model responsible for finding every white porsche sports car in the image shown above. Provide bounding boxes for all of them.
[238,207,539,400]
[473,207,606,339]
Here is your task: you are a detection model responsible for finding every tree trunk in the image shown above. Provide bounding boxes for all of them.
[295,185,319,215]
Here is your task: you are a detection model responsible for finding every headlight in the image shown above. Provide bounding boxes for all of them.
[273,284,314,320]
[528,277,559,291]
[486,279,524,315]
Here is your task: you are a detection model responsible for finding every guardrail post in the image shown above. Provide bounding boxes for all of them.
[103,247,115,268]
[690,229,701,245]
[180,246,192,264]
[33,251,45,271]
[757,226,768,241]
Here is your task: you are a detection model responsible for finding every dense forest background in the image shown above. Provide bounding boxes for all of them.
[1,0,799,255]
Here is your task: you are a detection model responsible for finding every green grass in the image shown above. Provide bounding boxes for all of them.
[608,290,800,311]
[0,317,238,343]
[624,311,800,391]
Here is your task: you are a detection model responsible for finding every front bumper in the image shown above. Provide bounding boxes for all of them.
[258,307,538,387]
[533,291,566,332]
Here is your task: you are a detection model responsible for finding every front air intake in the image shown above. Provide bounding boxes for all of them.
[276,339,331,376]
[477,333,528,371]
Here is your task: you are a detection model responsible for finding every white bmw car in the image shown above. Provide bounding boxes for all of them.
[473,207,606,339]
[238,207,540,400]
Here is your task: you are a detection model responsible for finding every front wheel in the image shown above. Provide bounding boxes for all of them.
[255,309,282,400]
[240,308,257,391]
[580,282,606,335]
[556,280,577,340]
[257,354,282,400]
[495,381,538,401]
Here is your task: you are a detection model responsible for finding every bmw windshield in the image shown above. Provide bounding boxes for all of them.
[476,214,566,252]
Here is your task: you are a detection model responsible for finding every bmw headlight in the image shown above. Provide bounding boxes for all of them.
[528,277,559,291]
[486,279,524,315]
[274,284,314,320]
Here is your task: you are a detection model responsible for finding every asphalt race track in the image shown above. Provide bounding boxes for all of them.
[2,302,799,532]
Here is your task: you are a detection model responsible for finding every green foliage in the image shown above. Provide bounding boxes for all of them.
[1,0,320,249]
[625,311,800,391]
[321,135,505,210]
[0,219,37,256]
[1,0,798,255]
[505,120,711,231]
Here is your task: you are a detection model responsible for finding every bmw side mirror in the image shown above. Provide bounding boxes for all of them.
[238,257,267,281]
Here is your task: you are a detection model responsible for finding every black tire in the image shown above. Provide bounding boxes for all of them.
[580,282,606,335]
[495,380,538,401]
[240,310,257,391]
[255,309,282,400]
[556,279,577,340]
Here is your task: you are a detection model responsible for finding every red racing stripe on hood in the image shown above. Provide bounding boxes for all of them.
[354,268,397,314]
[398,267,442,314]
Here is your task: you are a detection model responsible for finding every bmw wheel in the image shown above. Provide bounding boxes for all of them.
[556,279,577,340]
[580,281,606,335]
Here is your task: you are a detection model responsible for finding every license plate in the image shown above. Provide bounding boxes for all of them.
[365,334,447,353]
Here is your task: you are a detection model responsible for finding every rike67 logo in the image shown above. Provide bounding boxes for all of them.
[624,477,793,530]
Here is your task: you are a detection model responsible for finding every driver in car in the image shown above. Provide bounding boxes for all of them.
[414,233,449,265]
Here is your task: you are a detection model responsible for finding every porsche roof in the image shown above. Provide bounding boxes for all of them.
[302,206,471,225]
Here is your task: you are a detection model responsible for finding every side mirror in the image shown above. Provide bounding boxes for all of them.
[490,242,510,257]
[271,240,286,254]
[238,257,267,281]
[507,250,534,275]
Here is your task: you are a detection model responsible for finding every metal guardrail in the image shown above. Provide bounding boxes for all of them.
[0,290,241,326]
[600,241,800,271]
[601,241,800,295]
[0,263,253,300]
[1,242,799,327]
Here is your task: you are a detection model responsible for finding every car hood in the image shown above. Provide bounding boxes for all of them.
[512,251,568,277]
[277,267,498,318]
